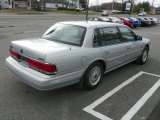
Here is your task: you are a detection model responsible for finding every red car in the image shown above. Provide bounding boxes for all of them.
[120,17,133,28]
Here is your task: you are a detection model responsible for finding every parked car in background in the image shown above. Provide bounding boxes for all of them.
[108,17,124,24]
[5,21,151,90]
[139,12,147,16]
[148,17,160,24]
[111,10,121,14]
[150,12,156,15]
[101,10,112,16]
[88,17,112,22]
[128,17,141,28]
[143,17,152,24]
[136,17,151,26]
[120,17,133,28]
[146,17,156,25]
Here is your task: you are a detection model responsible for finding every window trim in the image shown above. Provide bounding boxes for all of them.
[98,26,122,47]
[93,26,138,48]
[117,26,136,43]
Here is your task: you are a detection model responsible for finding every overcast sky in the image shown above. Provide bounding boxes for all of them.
[89,0,160,7]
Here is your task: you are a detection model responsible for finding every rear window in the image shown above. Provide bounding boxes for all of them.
[42,24,86,46]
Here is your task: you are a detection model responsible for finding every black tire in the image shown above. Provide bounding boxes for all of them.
[83,62,103,90]
[136,46,149,65]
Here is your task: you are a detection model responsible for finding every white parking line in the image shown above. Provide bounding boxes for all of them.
[83,71,160,120]
[121,79,160,120]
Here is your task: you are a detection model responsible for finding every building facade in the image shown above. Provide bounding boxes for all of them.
[0,0,12,9]
[0,0,31,9]
[13,0,31,9]
[45,0,81,9]
[155,7,160,14]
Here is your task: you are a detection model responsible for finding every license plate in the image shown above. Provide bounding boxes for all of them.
[21,56,28,63]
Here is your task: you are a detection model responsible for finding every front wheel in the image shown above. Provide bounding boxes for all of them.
[83,62,103,90]
[136,47,149,65]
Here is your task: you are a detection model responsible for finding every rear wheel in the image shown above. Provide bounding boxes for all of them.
[83,62,103,90]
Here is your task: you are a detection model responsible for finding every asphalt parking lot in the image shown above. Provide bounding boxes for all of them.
[0,14,160,120]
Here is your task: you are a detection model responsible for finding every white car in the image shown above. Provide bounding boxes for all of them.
[101,10,112,16]
[139,12,147,16]
[149,17,160,24]
[6,21,151,90]
[108,17,124,24]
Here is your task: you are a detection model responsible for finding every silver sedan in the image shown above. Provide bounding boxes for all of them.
[5,21,151,90]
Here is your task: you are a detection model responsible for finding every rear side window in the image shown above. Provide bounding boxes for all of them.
[119,27,135,42]
[99,27,121,46]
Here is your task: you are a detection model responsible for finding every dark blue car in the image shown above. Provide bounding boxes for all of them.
[127,17,141,28]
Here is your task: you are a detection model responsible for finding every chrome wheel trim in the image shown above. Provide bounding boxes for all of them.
[142,49,148,62]
[89,66,101,86]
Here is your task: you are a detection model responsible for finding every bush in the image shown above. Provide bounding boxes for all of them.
[57,7,80,12]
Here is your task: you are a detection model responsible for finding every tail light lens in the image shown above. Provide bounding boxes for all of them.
[28,58,57,75]
[9,48,57,75]
[9,48,21,61]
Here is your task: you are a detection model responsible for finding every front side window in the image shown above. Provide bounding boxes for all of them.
[42,24,86,46]
[99,27,121,46]
[119,26,135,42]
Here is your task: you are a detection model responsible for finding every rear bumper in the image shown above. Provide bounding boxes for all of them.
[5,57,83,90]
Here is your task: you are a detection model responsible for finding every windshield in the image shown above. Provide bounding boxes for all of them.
[42,24,86,46]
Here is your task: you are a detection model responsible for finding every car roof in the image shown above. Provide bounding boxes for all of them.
[58,21,124,29]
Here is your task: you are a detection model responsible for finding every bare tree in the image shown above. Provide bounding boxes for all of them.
[152,0,155,7]
[43,0,46,11]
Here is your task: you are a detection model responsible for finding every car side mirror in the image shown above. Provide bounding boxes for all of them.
[135,35,142,41]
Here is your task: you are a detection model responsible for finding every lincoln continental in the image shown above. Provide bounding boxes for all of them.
[5,21,151,90]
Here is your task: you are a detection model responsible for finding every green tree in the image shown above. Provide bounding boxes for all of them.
[136,1,150,13]
[79,0,87,9]
[42,0,46,12]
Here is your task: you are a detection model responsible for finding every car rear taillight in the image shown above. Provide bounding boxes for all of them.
[9,48,21,61]
[28,58,57,75]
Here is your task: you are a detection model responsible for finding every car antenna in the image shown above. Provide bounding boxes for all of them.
[86,0,89,22]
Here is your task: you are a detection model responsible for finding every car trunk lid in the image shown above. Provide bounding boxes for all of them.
[10,38,71,63]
